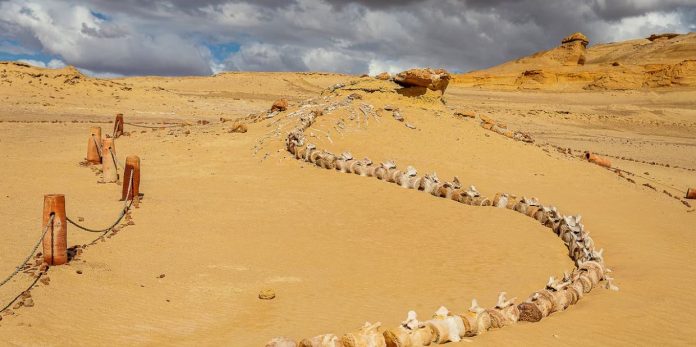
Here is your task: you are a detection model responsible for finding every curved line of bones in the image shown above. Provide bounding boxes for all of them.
[267,93,618,347]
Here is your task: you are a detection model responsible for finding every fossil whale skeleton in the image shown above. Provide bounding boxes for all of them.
[268,93,617,347]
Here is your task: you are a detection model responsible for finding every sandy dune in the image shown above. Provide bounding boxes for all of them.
[1,56,695,346]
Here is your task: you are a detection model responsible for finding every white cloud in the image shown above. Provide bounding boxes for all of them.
[368,59,412,76]
[1,0,695,76]
[17,58,65,69]
[17,59,47,68]
[0,0,211,75]
[606,11,687,41]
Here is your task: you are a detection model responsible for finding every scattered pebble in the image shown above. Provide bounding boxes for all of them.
[392,110,404,122]
[76,270,83,275]
[259,289,276,300]
[158,274,166,278]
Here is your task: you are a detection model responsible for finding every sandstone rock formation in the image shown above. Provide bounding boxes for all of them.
[375,72,391,80]
[393,68,451,94]
[561,32,589,46]
[453,32,696,91]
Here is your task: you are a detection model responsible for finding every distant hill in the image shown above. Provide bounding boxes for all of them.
[453,32,696,91]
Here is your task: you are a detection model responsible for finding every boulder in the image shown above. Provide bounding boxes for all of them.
[393,68,451,94]
[647,33,680,42]
[375,72,391,80]
[271,98,288,112]
[561,32,589,47]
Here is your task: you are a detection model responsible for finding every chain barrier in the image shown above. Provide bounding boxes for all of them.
[108,147,122,169]
[0,215,54,289]
[66,170,134,234]
[123,122,183,129]
[613,167,686,194]
[92,135,103,159]
[0,272,44,313]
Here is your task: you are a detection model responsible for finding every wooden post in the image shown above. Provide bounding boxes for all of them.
[122,155,141,201]
[687,188,696,200]
[86,126,102,164]
[585,152,611,168]
[42,194,67,266]
[101,138,118,183]
[113,113,124,138]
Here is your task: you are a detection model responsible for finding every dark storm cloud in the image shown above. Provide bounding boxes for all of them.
[0,0,693,76]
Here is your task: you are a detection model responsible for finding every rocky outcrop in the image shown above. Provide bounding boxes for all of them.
[393,68,451,94]
[374,72,391,80]
[647,33,680,42]
[561,32,589,47]
[271,98,288,112]
[453,32,696,91]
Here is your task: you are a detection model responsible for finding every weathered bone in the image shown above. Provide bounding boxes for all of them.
[266,337,297,347]
[341,322,385,347]
[426,306,464,343]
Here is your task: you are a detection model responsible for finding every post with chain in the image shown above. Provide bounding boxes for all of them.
[42,194,67,266]
[122,155,140,202]
[87,126,102,164]
[101,138,119,183]
[114,113,124,138]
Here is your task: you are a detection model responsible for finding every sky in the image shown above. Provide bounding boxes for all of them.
[0,0,694,77]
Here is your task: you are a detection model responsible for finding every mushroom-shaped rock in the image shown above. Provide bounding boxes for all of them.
[561,32,589,47]
[393,68,451,94]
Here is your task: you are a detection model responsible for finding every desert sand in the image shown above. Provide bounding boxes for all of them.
[1,33,695,346]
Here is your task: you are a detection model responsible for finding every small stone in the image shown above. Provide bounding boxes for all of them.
[158,274,166,278]
[76,270,83,274]
[405,123,416,129]
[392,111,404,122]
[78,216,84,222]
[23,298,34,307]
[258,289,276,300]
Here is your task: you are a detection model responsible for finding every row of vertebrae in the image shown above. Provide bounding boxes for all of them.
[491,194,606,267]
[289,143,494,208]
[270,97,616,347]
[268,293,519,347]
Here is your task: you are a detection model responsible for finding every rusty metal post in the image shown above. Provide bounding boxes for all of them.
[42,194,67,266]
[86,126,102,164]
[113,113,124,138]
[122,155,141,201]
[687,188,696,200]
[101,138,118,183]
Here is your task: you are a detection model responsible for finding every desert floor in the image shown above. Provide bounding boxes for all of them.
[1,71,695,346]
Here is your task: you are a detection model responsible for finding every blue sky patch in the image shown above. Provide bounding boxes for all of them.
[206,42,241,62]
[90,10,111,21]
